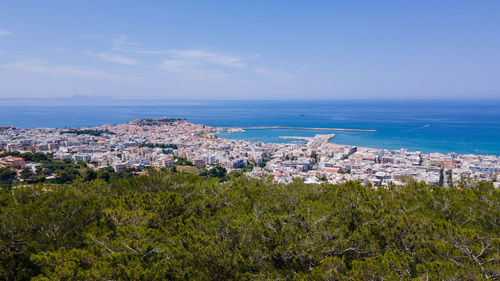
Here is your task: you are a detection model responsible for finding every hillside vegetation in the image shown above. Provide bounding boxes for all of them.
[0,171,498,280]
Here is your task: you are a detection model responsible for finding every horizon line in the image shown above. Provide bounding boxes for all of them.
[1,96,500,102]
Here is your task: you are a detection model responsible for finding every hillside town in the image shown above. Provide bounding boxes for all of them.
[1,118,499,187]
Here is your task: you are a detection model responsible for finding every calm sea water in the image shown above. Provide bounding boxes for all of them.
[0,100,499,155]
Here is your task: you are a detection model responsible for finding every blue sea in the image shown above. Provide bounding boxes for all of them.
[0,100,499,155]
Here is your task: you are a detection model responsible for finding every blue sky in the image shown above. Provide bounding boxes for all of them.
[0,0,499,100]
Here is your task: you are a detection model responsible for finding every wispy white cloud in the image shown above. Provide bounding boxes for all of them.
[85,51,139,65]
[112,34,137,47]
[154,49,297,83]
[0,29,12,36]
[160,59,232,82]
[127,48,246,68]
[130,48,251,80]
[254,67,293,79]
[0,59,134,81]
[169,49,245,68]
[106,37,286,79]
[125,49,171,55]
[160,59,199,73]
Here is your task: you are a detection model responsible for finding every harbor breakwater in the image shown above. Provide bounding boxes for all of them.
[221,126,377,133]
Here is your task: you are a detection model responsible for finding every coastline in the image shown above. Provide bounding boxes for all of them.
[217,128,498,157]
[1,119,498,158]
[1,118,498,187]
[1,100,499,155]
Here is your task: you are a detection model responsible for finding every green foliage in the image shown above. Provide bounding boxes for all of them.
[226,165,254,180]
[339,167,351,174]
[0,172,498,280]
[199,165,227,180]
[311,150,319,164]
[175,165,200,174]
[341,150,355,160]
[138,143,178,149]
[0,152,110,185]
[61,129,115,136]
[0,151,21,158]
[113,167,139,180]
[96,168,113,182]
[259,155,271,168]
[53,167,80,184]
[0,167,16,184]
[439,167,445,186]
[20,167,35,180]
[131,118,184,126]
[447,169,454,188]
[242,164,254,173]
[0,152,50,163]
[317,175,328,181]
[0,126,13,133]
[174,157,193,166]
